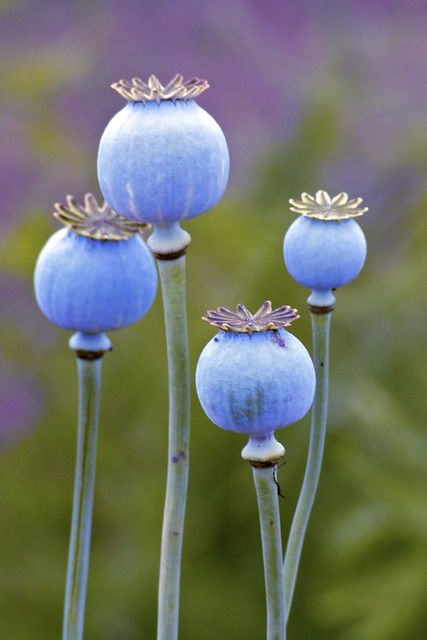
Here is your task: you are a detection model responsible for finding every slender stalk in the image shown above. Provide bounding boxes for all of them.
[252,464,286,640]
[283,310,332,623]
[156,255,190,640]
[63,356,103,640]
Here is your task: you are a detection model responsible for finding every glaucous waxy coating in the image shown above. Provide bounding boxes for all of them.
[283,216,367,292]
[34,228,157,333]
[284,190,368,294]
[196,309,315,437]
[97,99,230,224]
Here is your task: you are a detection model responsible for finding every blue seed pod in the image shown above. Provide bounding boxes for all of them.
[284,191,367,305]
[34,194,158,334]
[97,74,230,224]
[196,302,315,462]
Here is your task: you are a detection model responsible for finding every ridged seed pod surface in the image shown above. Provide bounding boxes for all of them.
[196,329,315,437]
[284,216,367,291]
[34,228,157,333]
[97,100,229,224]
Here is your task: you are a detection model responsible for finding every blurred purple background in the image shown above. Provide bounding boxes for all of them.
[2,0,427,232]
[2,0,426,367]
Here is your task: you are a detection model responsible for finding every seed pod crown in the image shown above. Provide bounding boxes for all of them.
[289,190,368,220]
[54,193,147,241]
[112,74,209,103]
[203,301,300,333]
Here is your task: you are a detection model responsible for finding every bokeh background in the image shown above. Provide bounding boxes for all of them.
[1,1,427,638]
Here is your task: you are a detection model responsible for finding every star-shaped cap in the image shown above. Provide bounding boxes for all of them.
[289,190,368,220]
[111,74,209,103]
[54,193,147,240]
[203,301,299,333]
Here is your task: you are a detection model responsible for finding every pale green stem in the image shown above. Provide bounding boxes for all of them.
[156,255,190,640]
[283,310,332,623]
[253,465,286,640]
[63,357,103,640]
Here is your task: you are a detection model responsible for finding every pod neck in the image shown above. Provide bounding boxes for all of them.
[241,432,285,464]
[69,332,112,360]
[307,289,336,313]
[147,222,191,260]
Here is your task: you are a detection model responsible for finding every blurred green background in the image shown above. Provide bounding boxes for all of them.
[1,1,427,639]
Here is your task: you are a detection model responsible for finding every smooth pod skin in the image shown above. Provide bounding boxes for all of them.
[283,216,367,291]
[195,329,315,437]
[34,228,157,333]
[97,100,230,224]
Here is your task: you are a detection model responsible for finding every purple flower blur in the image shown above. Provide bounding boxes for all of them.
[2,0,426,223]
[0,364,43,450]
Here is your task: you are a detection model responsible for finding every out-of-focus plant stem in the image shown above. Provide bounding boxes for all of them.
[283,310,332,623]
[63,356,103,640]
[253,464,286,640]
[156,255,190,640]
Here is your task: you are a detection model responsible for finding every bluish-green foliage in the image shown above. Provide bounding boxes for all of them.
[1,186,426,639]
